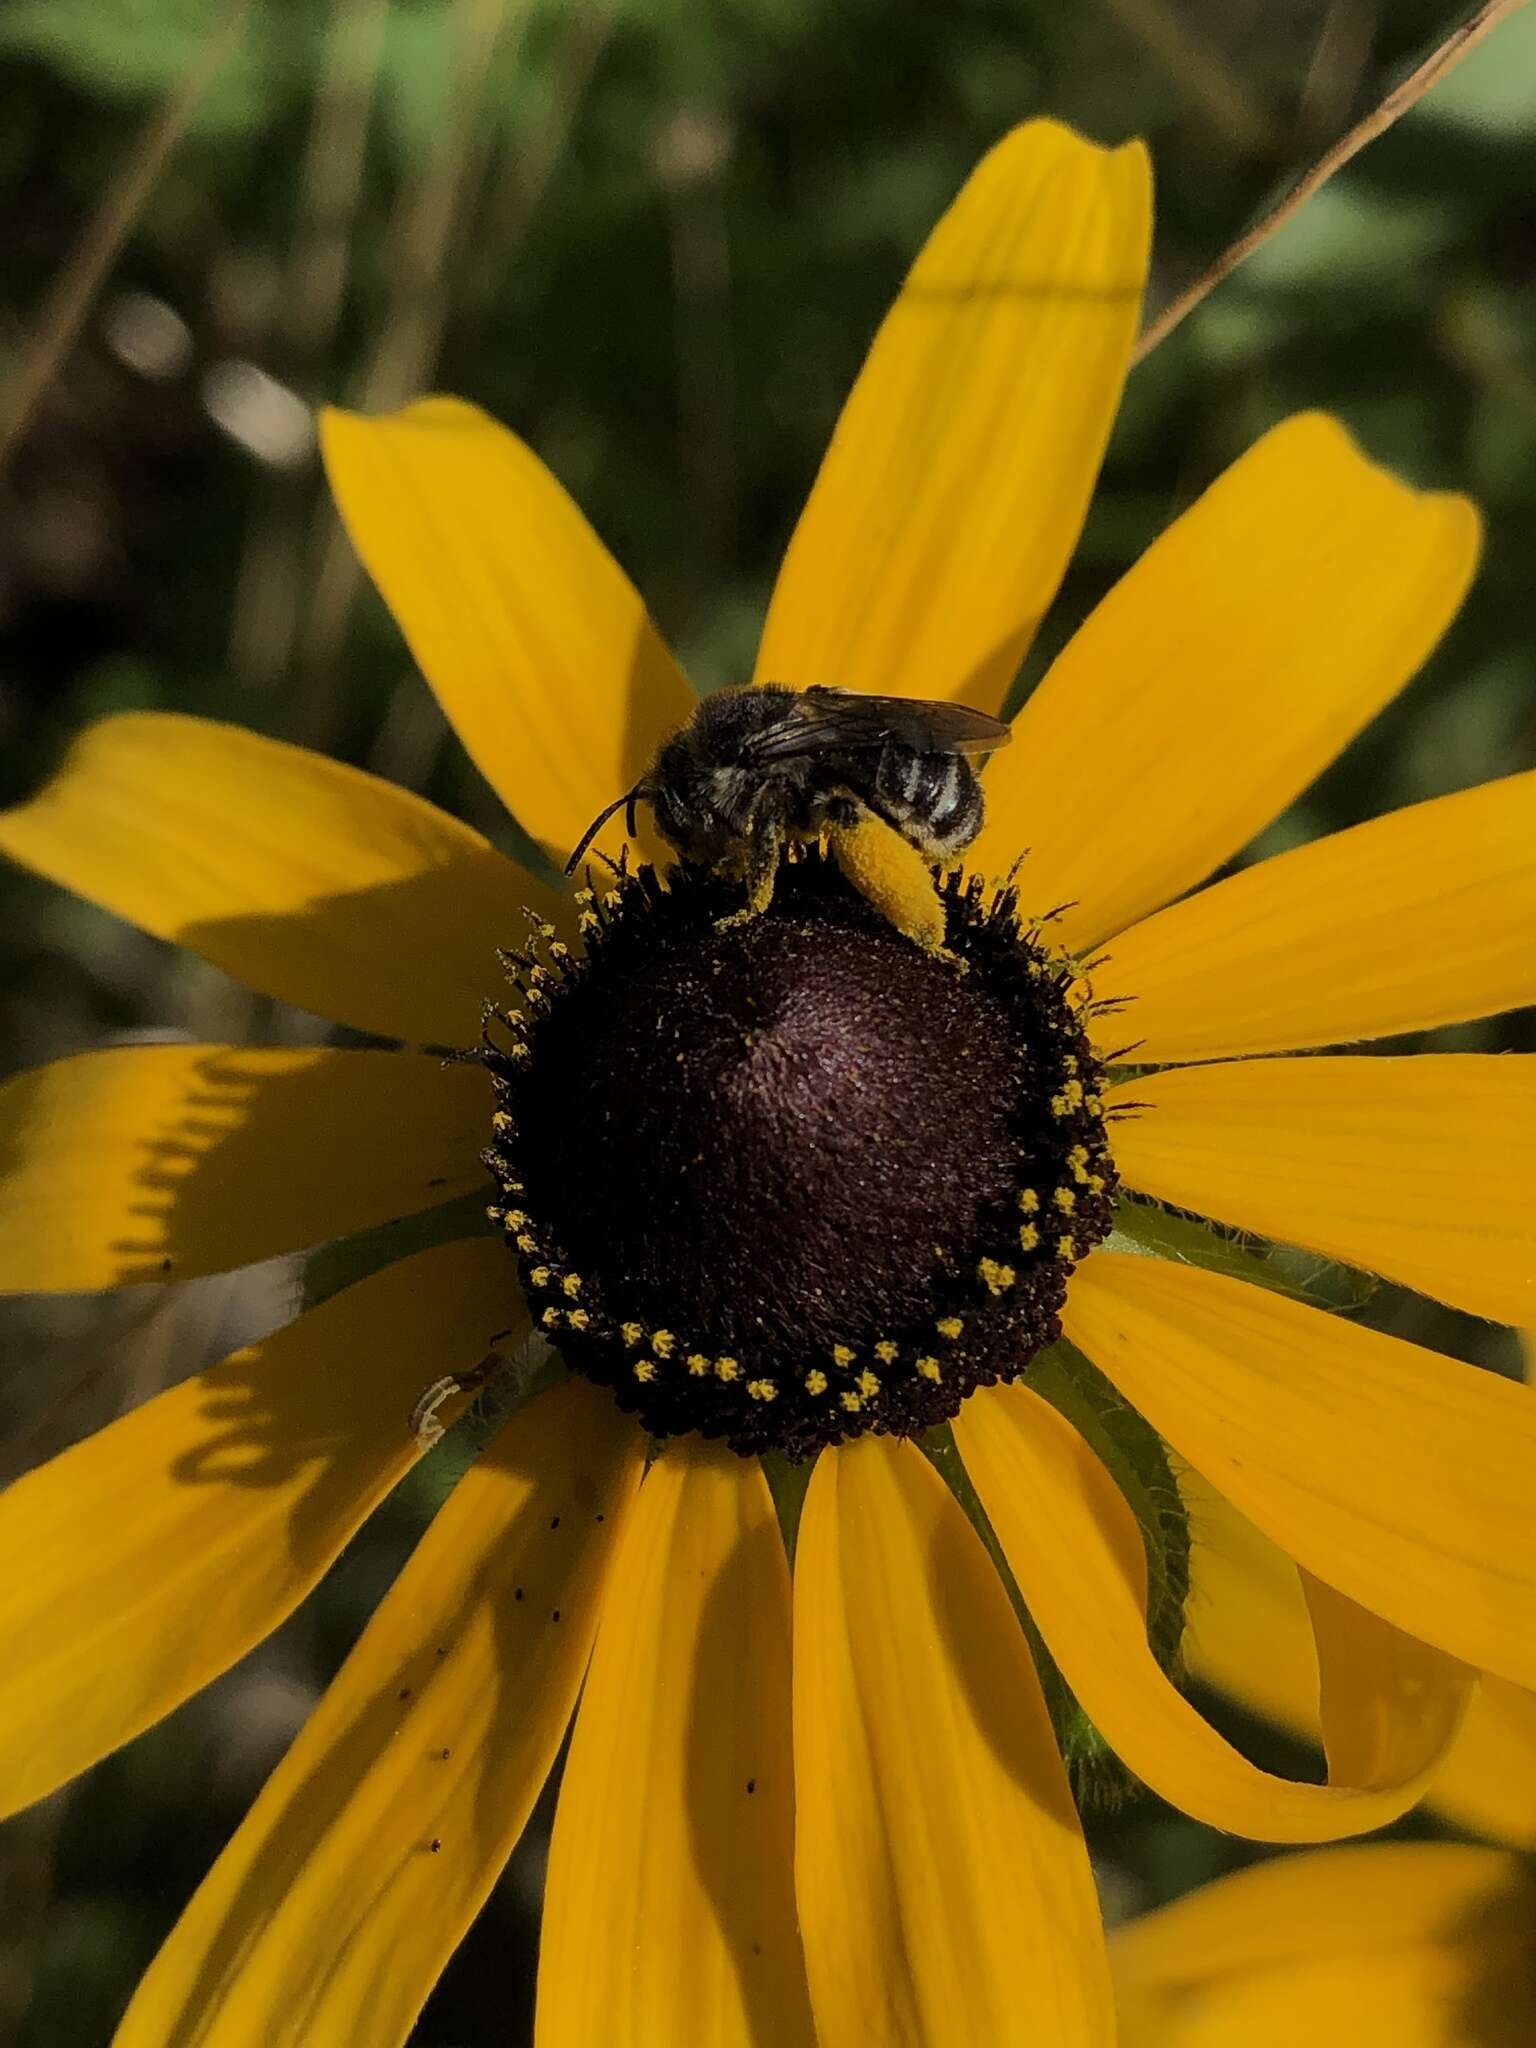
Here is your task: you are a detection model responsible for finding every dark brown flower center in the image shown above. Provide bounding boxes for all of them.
[478,851,1117,1458]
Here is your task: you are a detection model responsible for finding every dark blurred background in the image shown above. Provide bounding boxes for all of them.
[2,1,1533,2041]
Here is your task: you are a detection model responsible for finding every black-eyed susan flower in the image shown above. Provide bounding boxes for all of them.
[2,119,1536,2046]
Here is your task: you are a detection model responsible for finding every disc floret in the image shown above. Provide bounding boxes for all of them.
[478,851,1117,1459]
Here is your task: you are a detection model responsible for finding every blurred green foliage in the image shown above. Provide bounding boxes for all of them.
[2,1,1534,2042]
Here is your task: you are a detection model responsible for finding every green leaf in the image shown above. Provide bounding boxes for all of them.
[301,1188,496,1313]
[1028,1339,1189,1679]
[1108,1196,1376,1312]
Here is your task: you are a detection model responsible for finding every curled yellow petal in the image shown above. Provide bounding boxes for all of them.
[321,398,693,869]
[793,1433,1113,2048]
[538,1439,813,2048]
[117,1378,644,2048]
[1107,1054,1536,1326]
[954,1382,1469,1842]
[755,120,1149,710]
[0,713,548,1044]
[0,1239,518,1822]
[1064,1251,1536,1689]
[976,414,1479,950]
[1184,1471,1536,1852]
[0,1045,488,1291]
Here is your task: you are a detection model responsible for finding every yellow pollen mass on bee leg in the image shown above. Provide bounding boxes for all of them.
[827,814,948,954]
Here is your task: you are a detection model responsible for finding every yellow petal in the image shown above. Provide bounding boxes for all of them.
[754,121,1149,710]
[793,1433,1113,2048]
[1107,1055,1536,1325]
[1184,1471,1536,1852]
[0,1044,489,1292]
[1113,1843,1536,2048]
[1428,1675,1536,1849]
[954,1383,1469,1841]
[0,713,550,1044]
[537,1439,814,2048]
[975,415,1479,948]
[116,1378,644,2048]
[1064,1251,1536,1689]
[0,1239,518,1822]
[1090,770,1536,1063]
[1302,1571,1473,1795]
[320,399,693,869]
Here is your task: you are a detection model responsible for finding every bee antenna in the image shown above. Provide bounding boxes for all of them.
[563,785,646,876]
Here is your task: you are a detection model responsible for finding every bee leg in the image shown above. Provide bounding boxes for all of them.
[716,823,784,930]
[828,812,956,961]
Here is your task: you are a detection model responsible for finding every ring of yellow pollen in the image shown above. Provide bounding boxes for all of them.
[476,849,1117,1461]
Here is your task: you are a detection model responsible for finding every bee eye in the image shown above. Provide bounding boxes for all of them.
[476,851,1117,1460]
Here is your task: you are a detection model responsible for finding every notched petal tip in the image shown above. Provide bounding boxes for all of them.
[986,407,1488,955]
[754,114,1150,711]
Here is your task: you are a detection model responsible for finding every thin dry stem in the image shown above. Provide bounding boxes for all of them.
[1135,0,1534,363]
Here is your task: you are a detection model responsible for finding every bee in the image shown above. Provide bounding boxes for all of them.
[564,684,1011,918]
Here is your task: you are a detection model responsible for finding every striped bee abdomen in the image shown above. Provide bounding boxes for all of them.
[865,743,985,858]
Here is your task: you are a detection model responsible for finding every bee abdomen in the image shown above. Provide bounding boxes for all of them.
[869,746,984,857]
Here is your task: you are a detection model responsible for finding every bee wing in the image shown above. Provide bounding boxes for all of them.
[745,686,1011,761]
